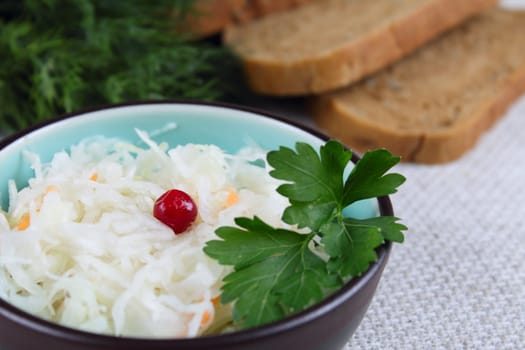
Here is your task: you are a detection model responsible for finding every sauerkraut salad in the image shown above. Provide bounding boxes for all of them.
[0,129,290,338]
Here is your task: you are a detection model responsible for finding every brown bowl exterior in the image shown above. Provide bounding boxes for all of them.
[0,100,394,350]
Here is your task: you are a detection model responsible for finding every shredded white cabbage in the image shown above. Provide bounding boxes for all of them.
[0,129,289,338]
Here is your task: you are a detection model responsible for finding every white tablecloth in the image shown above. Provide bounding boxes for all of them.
[344,81,525,348]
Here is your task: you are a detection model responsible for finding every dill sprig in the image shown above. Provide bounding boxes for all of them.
[0,0,242,133]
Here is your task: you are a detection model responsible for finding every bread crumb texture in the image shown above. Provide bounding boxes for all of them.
[312,9,525,163]
[226,0,420,59]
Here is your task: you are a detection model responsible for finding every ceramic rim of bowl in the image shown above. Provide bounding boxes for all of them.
[0,99,394,347]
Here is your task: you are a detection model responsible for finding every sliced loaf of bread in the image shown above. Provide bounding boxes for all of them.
[179,0,316,38]
[223,0,498,95]
[311,9,525,164]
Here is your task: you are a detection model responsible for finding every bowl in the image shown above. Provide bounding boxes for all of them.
[0,100,394,350]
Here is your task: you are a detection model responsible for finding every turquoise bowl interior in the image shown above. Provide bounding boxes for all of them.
[0,101,377,218]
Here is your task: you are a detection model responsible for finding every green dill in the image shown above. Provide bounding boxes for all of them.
[0,0,242,133]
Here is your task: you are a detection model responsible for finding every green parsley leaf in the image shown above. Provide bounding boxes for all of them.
[267,140,351,230]
[342,149,406,206]
[204,141,407,330]
[344,216,407,243]
[204,217,335,328]
[322,220,384,277]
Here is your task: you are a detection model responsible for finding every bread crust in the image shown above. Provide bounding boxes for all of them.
[224,0,498,95]
[182,0,248,38]
[181,0,315,38]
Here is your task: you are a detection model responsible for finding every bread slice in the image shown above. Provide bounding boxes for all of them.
[223,0,498,95]
[311,9,525,164]
[178,0,316,38]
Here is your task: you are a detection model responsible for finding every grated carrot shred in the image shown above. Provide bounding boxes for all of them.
[211,296,221,306]
[226,189,239,207]
[200,310,212,325]
[89,173,98,181]
[45,185,59,193]
[17,213,30,231]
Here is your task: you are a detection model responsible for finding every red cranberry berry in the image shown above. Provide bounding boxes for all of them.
[154,189,198,234]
